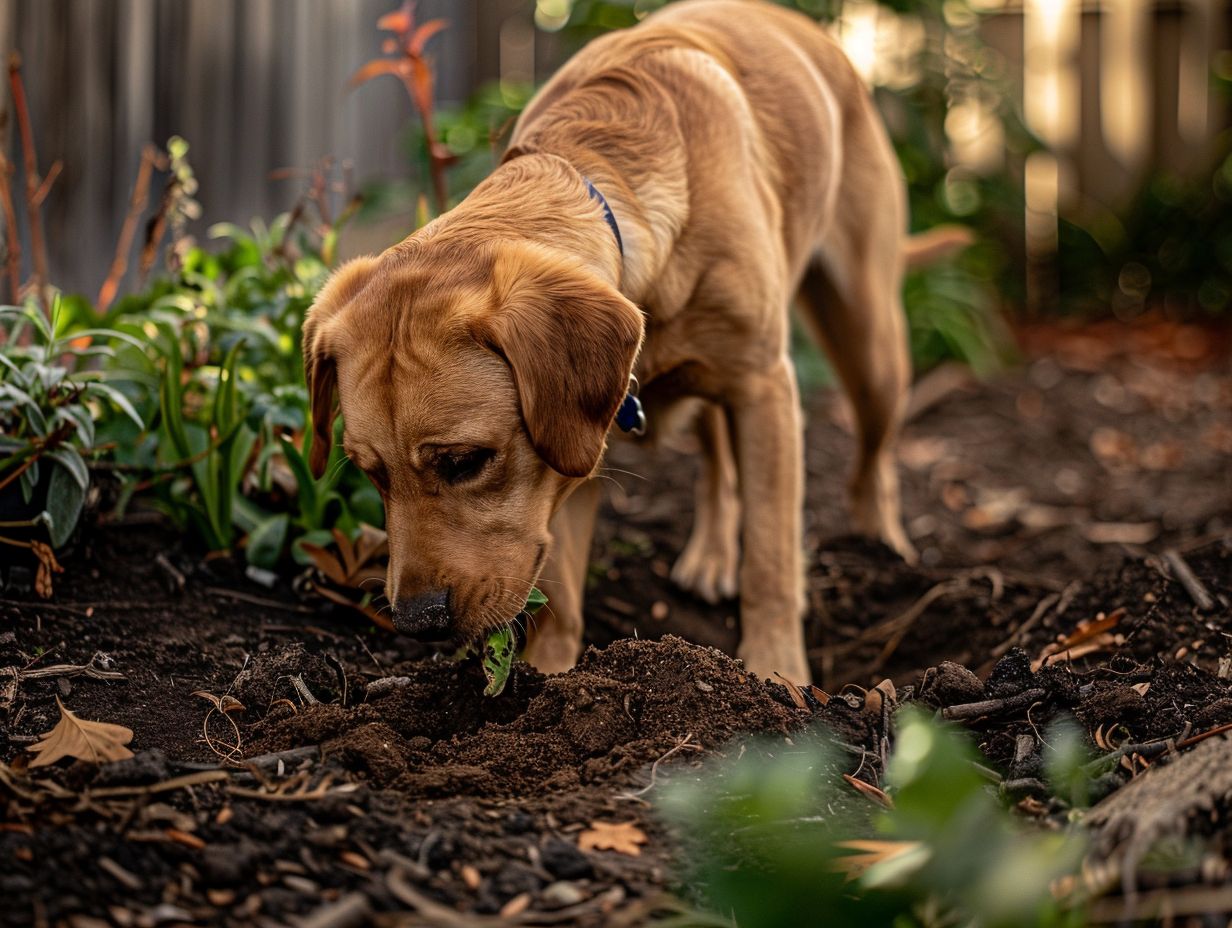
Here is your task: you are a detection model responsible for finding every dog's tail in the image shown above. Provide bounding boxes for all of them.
[903,224,975,270]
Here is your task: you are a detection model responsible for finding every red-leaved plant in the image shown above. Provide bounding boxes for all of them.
[351,1,453,214]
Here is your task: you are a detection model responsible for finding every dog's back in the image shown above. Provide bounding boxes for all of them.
[512,0,900,296]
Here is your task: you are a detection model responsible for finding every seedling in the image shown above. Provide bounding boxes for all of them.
[480,586,548,697]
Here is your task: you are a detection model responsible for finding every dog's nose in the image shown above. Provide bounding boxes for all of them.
[392,589,453,639]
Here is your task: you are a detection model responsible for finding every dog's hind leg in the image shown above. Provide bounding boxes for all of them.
[671,402,741,603]
[796,228,916,562]
[522,479,602,674]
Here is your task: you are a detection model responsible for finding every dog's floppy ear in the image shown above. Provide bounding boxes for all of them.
[478,249,644,478]
[302,256,378,478]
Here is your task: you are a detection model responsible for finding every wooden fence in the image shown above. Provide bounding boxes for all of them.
[0,0,1228,297]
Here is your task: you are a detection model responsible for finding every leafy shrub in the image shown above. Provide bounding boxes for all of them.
[0,298,145,585]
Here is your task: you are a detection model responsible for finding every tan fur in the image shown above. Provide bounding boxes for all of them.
[304,0,948,682]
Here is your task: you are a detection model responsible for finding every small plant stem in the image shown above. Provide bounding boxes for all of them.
[0,150,21,305]
[0,533,33,550]
[8,53,52,316]
[0,454,37,495]
[97,144,165,314]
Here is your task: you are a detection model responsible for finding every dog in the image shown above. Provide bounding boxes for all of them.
[302,0,968,682]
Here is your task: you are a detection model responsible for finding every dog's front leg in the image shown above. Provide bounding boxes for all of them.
[727,360,810,683]
[522,479,602,674]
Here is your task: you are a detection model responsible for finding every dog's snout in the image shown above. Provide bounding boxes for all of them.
[392,589,453,640]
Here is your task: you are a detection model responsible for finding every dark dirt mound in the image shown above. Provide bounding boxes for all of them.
[248,636,817,795]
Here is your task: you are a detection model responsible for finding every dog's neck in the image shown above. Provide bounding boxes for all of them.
[486,150,682,304]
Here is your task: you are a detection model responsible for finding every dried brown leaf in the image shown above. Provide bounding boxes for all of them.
[843,773,893,809]
[27,697,134,767]
[832,839,923,880]
[31,541,63,599]
[772,672,807,709]
[577,820,648,856]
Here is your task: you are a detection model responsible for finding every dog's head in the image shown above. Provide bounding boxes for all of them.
[302,240,643,643]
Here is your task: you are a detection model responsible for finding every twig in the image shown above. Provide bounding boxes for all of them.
[14,654,125,683]
[8,54,51,315]
[85,769,231,800]
[1163,549,1216,612]
[154,553,186,594]
[618,733,699,800]
[0,148,20,304]
[386,868,485,928]
[204,586,315,614]
[299,893,372,928]
[97,144,166,313]
[867,578,966,672]
[941,687,1047,721]
[1087,885,1232,922]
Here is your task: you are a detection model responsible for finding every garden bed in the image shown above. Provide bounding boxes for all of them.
[2,340,1230,925]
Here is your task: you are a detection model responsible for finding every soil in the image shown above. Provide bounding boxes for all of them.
[2,326,1230,926]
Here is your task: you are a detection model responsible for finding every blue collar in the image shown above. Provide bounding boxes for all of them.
[583,177,624,257]
[582,178,643,435]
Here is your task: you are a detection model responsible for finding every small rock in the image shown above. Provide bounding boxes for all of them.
[541,837,593,881]
[695,681,713,693]
[917,661,984,707]
[542,881,586,908]
[365,676,413,699]
[985,649,1036,698]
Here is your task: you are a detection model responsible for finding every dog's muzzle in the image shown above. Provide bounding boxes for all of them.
[392,589,453,640]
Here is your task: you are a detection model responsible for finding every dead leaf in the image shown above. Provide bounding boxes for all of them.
[832,839,924,880]
[31,541,63,599]
[1034,608,1125,670]
[1080,522,1159,545]
[772,672,807,709]
[843,773,894,809]
[808,684,831,705]
[577,820,648,856]
[27,697,134,767]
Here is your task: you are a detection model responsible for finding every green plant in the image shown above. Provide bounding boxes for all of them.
[80,157,379,566]
[352,1,452,212]
[0,297,144,587]
[150,323,252,552]
[659,708,1088,927]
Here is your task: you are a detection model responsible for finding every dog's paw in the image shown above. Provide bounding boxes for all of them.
[737,640,811,686]
[671,532,739,604]
[522,632,581,675]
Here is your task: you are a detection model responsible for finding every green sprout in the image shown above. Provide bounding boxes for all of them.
[480,586,548,697]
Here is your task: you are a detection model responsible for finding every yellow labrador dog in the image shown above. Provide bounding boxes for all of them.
[303,0,964,682]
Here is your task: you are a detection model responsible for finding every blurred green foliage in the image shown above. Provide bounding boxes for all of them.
[1058,129,1232,317]
[659,709,1088,928]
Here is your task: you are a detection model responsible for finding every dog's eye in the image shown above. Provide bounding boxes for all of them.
[437,448,495,484]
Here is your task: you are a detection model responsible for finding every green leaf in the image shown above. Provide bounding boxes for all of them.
[83,381,144,429]
[525,587,548,614]
[55,326,150,356]
[45,462,86,548]
[45,446,88,490]
[482,625,517,697]
[246,513,289,570]
[277,434,320,526]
